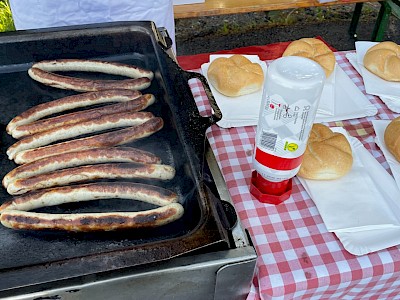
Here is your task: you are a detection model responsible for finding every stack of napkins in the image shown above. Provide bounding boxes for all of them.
[314,65,377,123]
[346,41,400,113]
[298,127,400,256]
[201,55,376,128]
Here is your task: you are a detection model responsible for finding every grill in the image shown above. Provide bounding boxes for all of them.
[0,22,256,299]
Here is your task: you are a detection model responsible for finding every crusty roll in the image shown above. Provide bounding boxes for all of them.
[384,116,400,162]
[363,41,400,82]
[282,38,335,78]
[207,55,264,97]
[297,124,353,180]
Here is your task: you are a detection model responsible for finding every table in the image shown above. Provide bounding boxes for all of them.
[173,0,379,19]
[186,49,400,299]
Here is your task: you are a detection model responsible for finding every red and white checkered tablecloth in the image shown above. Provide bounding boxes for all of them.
[189,51,400,300]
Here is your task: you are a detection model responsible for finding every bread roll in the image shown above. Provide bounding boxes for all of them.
[297,124,353,180]
[363,41,400,82]
[207,55,264,97]
[282,38,335,78]
[384,116,400,162]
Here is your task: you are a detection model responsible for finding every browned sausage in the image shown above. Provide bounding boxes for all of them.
[0,182,178,213]
[12,94,155,139]
[28,68,151,92]
[7,162,176,195]
[14,117,164,164]
[3,147,161,188]
[7,112,154,160]
[6,89,142,134]
[0,203,184,231]
[32,59,154,80]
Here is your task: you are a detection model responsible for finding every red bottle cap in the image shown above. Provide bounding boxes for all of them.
[250,171,293,205]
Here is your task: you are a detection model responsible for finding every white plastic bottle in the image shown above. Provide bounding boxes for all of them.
[250,56,326,204]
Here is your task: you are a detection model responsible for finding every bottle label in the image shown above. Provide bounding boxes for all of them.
[254,159,301,182]
[255,93,317,161]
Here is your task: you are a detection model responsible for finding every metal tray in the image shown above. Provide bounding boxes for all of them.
[0,21,228,294]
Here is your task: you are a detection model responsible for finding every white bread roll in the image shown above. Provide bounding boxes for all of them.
[207,55,264,97]
[282,38,335,78]
[384,116,400,162]
[297,124,353,180]
[363,41,400,82]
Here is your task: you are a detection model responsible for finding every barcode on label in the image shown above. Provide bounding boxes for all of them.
[260,131,277,150]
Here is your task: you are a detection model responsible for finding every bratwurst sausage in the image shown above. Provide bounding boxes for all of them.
[0,203,184,231]
[7,163,176,195]
[3,147,161,188]
[28,68,151,92]
[0,182,178,213]
[11,94,155,139]
[14,117,164,164]
[32,59,154,80]
[7,112,155,160]
[6,89,142,134]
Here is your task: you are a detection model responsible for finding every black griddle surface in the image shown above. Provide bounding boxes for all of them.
[0,22,229,292]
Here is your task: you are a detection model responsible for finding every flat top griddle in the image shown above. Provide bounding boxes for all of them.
[0,21,228,294]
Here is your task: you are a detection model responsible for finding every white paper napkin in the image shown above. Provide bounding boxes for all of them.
[355,42,400,98]
[373,120,400,191]
[346,52,400,113]
[298,127,400,255]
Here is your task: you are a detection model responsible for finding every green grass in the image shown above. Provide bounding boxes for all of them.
[0,0,15,32]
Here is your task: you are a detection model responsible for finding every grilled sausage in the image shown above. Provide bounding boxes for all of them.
[7,163,176,195]
[6,89,142,134]
[32,59,154,80]
[14,117,164,164]
[28,68,151,92]
[0,182,178,213]
[7,112,154,160]
[0,203,184,231]
[3,147,161,188]
[12,94,155,139]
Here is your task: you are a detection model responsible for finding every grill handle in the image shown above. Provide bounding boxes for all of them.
[182,70,222,126]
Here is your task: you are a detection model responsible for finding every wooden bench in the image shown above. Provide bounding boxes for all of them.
[173,0,397,41]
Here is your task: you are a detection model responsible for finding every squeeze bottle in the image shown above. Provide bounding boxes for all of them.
[250,56,326,204]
